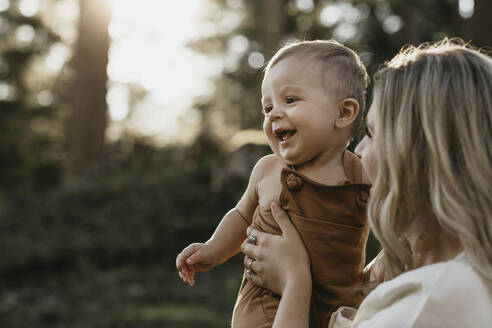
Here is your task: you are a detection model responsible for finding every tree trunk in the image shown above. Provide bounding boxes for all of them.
[258,0,287,60]
[65,0,110,177]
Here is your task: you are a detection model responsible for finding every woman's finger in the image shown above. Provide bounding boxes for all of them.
[243,255,252,270]
[243,253,263,273]
[245,269,265,288]
[246,226,262,245]
[271,201,297,237]
[246,226,259,237]
[241,240,259,259]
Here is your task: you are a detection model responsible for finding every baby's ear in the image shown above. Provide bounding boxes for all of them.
[335,98,359,129]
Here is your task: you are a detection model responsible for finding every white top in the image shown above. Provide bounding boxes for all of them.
[329,253,492,328]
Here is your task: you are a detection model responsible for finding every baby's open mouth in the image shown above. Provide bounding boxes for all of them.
[275,129,297,141]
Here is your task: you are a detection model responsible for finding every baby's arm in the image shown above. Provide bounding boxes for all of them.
[176,155,273,286]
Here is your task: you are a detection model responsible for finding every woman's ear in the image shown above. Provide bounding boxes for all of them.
[335,98,360,129]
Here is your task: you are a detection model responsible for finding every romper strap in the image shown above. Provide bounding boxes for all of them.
[343,150,370,184]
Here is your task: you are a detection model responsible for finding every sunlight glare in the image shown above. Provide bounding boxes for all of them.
[226,0,243,10]
[459,0,474,19]
[295,0,314,13]
[228,35,249,55]
[107,39,143,84]
[49,0,79,44]
[0,82,9,99]
[19,0,39,17]
[0,82,17,101]
[108,0,218,143]
[44,42,71,71]
[107,84,130,121]
[0,0,9,12]
[37,90,54,107]
[356,3,370,20]
[382,15,403,34]
[320,3,361,27]
[223,57,239,73]
[320,4,342,27]
[333,23,357,42]
[15,24,35,43]
[248,52,264,69]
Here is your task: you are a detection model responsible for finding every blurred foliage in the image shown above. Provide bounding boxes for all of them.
[190,0,479,138]
[1,0,491,327]
[0,137,377,327]
[0,0,68,210]
[0,141,250,327]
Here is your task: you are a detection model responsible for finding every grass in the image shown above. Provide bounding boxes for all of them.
[1,253,244,327]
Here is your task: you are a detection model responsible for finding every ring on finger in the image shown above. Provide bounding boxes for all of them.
[248,232,258,244]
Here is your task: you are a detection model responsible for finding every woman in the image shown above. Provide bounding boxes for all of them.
[241,39,492,327]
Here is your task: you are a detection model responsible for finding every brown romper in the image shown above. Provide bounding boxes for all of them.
[232,151,370,328]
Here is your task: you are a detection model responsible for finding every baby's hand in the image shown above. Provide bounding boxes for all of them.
[175,243,218,286]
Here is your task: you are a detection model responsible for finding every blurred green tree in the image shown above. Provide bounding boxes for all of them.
[190,0,490,142]
[0,0,65,211]
[0,0,113,211]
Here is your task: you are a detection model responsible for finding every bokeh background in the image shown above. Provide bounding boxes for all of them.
[0,0,490,327]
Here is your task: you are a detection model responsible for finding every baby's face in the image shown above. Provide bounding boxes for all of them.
[261,55,340,166]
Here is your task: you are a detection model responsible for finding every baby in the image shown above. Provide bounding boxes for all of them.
[176,40,371,328]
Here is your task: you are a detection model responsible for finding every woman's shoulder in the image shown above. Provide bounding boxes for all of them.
[353,253,492,327]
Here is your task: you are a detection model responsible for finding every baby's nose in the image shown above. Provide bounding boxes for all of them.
[268,106,285,121]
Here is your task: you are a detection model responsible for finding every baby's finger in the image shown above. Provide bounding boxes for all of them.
[190,273,195,286]
[184,271,191,285]
[243,255,252,269]
[183,244,201,258]
[176,252,184,270]
[183,270,195,286]
[176,244,198,269]
[186,249,204,266]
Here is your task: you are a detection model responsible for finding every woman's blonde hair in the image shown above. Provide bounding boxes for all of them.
[369,38,492,280]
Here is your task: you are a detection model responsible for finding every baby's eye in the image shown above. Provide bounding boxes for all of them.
[286,96,297,104]
[263,105,273,114]
[364,126,373,138]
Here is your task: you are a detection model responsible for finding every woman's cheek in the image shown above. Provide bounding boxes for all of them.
[363,149,377,182]
[356,138,377,183]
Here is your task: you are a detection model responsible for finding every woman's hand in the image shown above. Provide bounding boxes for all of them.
[240,201,311,296]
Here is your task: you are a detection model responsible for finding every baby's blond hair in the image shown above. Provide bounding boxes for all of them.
[369,38,492,281]
[265,40,369,134]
